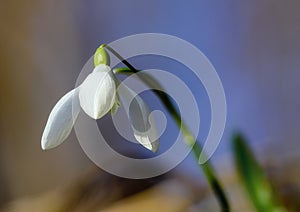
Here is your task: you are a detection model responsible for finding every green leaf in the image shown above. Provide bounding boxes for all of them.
[232,133,285,212]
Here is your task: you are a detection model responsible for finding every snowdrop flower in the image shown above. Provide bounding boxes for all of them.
[79,64,117,119]
[41,88,80,150]
[41,45,159,152]
[117,83,159,152]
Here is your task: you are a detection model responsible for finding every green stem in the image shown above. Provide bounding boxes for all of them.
[106,45,230,211]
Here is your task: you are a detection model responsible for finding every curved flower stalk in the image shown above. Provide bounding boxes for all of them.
[41,47,159,152]
[105,45,230,211]
[41,43,230,211]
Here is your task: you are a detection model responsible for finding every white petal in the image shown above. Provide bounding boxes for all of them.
[118,83,159,152]
[79,65,116,119]
[41,88,80,150]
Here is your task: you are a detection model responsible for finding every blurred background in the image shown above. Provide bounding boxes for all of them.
[0,0,299,211]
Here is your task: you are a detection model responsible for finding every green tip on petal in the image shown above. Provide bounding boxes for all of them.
[94,44,110,66]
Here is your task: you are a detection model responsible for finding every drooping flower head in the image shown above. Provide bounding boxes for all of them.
[41,45,159,152]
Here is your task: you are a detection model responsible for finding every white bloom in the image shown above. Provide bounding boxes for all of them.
[117,83,159,152]
[79,65,116,119]
[41,64,159,152]
[41,88,80,150]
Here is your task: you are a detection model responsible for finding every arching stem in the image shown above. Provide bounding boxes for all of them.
[106,45,230,211]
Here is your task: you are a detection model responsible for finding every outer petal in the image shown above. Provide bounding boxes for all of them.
[41,88,80,150]
[117,83,159,152]
[79,65,116,119]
